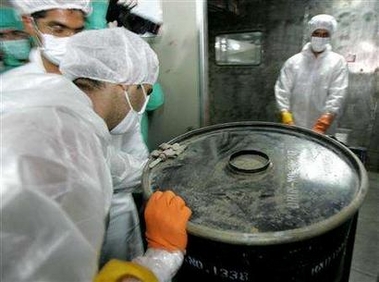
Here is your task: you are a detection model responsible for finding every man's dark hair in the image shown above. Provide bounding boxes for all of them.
[73,78,106,92]
[31,9,84,20]
[31,10,48,19]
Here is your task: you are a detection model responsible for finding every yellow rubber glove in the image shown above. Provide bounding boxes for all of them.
[312,113,335,134]
[95,259,158,282]
[280,110,294,125]
[145,190,192,252]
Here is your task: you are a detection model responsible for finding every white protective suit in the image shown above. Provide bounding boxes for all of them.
[1,73,185,282]
[1,74,113,281]
[274,42,348,134]
[1,49,148,263]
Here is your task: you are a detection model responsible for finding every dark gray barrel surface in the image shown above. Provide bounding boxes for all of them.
[142,122,368,282]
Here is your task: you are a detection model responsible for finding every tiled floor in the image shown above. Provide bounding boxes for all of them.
[349,171,379,282]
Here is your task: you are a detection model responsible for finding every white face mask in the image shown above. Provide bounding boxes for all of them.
[32,19,70,65]
[110,91,139,135]
[311,37,330,53]
[40,33,70,65]
[125,84,150,115]
[142,95,150,112]
[110,85,150,135]
[137,85,150,114]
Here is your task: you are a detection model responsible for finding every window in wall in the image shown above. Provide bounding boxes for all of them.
[215,31,262,66]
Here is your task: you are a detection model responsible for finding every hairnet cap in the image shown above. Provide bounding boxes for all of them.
[60,27,159,85]
[0,7,23,31]
[11,0,92,15]
[308,14,338,36]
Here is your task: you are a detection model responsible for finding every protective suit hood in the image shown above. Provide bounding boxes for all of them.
[308,14,337,37]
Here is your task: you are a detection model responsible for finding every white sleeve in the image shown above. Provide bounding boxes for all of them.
[275,60,295,112]
[132,249,184,282]
[324,58,349,115]
[1,108,113,282]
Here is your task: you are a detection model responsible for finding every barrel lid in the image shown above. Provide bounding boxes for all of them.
[142,122,368,245]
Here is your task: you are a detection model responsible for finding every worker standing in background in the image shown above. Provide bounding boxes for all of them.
[275,14,349,135]
[0,6,31,73]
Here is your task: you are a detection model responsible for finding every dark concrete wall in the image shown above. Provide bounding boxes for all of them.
[207,0,379,171]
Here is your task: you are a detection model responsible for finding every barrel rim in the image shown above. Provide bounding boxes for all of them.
[142,121,369,245]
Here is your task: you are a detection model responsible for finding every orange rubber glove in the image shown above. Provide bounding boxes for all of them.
[312,113,335,134]
[145,190,192,252]
[280,110,294,125]
[95,259,158,282]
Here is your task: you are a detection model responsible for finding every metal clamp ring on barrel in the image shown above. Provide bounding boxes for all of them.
[228,150,270,173]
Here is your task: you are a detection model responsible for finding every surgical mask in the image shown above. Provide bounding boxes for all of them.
[110,86,150,135]
[31,20,70,65]
[0,39,31,62]
[126,84,150,115]
[311,36,330,53]
[40,33,70,65]
[137,85,150,114]
[110,91,139,135]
